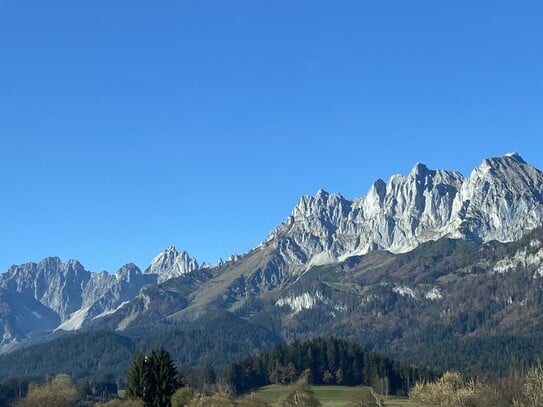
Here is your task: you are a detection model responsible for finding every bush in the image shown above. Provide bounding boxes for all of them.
[17,374,80,407]
[237,393,271,407]
[409,371,480,407]
[95,399,144,407]
[348,386,383,407]
[514,366,543,407]
[278,371,321,407]
[187,394,233,406]
[171,386,195,407]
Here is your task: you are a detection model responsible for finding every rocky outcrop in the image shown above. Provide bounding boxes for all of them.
[0,259,156,349]
[267,153,543,267]
[449,153,543,242]
[144,246,199,283]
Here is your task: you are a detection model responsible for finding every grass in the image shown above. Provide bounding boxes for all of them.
[384,397,410,407]
[243,385,409,406]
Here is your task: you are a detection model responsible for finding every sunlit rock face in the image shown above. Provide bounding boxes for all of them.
[267,153,543,267]
[0,259,156,349]
[144,246,199,283]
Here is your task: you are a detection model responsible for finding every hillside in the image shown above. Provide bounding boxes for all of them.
[2,229,543,380]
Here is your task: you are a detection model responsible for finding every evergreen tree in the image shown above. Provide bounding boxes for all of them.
[147,348,178,407]
[203,363,217,387]
[125,349,178,407]
[125,352,149,401]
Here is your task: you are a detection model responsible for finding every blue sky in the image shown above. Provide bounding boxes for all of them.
[1,1,542,273]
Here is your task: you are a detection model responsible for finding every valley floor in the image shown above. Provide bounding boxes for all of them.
[246,385,409,406]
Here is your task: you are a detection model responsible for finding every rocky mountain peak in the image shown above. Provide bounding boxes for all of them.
[266,154,543,269]
[144,247,199,283]
[409,162,429,177]
[0,257,90,321]
[0,256,160,348]
[291,190,348,218]
[115,263,143,281]
[448,153,543,242]
[472,153,527,177]
[316,188,328,197]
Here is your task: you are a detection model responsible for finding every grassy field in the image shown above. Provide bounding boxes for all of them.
[244,385,409,406]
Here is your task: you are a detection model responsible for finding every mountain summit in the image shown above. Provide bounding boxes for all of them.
[265,153,543,268]
[144,247,199,283]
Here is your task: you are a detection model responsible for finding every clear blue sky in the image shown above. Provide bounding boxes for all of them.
[1,1,542,273]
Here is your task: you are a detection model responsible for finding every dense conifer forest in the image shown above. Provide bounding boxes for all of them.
[225,337,434,396]
[0,311,282,382]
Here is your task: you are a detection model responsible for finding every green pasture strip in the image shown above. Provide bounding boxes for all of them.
[244,385,409,406]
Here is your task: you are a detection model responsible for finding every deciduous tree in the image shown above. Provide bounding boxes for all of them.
[348,386,383,407]
[514,365,543,407]
[17,374,79,407]
[278,371,321,407]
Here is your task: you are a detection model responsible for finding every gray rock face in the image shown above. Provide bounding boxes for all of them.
[0,259,156,350]
[0,246,199,350]
[144,246,199,283]
[449,153,543,242]
[266,153,543,267]
[0,257,90,320]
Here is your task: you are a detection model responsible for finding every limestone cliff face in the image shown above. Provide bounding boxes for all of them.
[0,259,156,350]
[449,153,543,242]
[144,247,199,283]
[0,257,90,320]
[267,153,543,267]
[0,247,199,349]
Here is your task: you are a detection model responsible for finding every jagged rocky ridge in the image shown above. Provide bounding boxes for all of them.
[2,153,543,353]
[88,153,543,333]
[145,246,199,283]
[0,247,199,351]
[266,153,543,267]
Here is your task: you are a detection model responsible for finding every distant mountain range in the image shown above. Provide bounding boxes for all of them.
[0,247,200,352]
[2,152,543,377]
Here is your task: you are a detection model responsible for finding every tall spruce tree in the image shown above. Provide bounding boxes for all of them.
[147,348,178,407]
[126,352,149,401]
[125,349,178,407]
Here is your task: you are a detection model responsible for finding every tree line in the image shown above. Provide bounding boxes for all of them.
[0,337,432,406]
[225,337,434,396]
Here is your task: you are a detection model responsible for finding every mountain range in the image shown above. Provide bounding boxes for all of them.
[1,152,543,376]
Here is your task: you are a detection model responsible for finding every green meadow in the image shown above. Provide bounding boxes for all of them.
[245,385,409,406]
